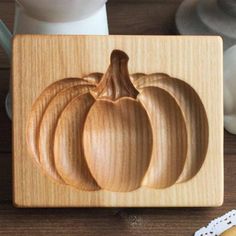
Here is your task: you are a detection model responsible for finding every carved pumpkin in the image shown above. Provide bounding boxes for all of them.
[27,50,208,192]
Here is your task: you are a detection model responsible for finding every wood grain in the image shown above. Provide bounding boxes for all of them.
[221,226,236,236]
[38,85,95,183]
[140,87,187,188]
[82,50,153,192]
[0,70,232,155]
[13,35,223,207]
[27,78,95,164]
[54,93,100,191]
[26,50,206,193]
[0,152,235,235]
[84,98,153,192]
[134,74,209,183]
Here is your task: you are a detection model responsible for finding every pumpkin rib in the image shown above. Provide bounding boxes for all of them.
[82,73,103,84]
[82,97,153,192]
[139,86,188,189]
[38,85,95,184]
[135,74,209,183]
[54,92,100,191]
[26,77,98,165]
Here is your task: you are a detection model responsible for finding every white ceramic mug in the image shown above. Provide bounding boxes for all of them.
[15,0,109,35]
[17,0,107,22]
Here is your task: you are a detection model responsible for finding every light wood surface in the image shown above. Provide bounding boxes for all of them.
[221,226,236,236]
[27,78,95,164]
[55,93,100,191]
[38,85,95,183]
[134,74,209,183]
[27,50,205,192]
[26,50,189,192]
[12,35,223,207]
[83,50,152,192]
[84,97,153,192]
[140,87,187,188]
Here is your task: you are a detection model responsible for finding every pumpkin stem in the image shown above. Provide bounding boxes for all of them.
[93,50,139,100]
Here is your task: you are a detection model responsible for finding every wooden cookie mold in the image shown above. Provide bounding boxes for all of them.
[13,35,223,207]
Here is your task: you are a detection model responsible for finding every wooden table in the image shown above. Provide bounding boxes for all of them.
[0,0,235,235]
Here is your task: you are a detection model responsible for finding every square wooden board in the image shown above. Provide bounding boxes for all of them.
[13,35,223,207]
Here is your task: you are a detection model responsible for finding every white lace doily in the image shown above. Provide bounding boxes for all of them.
[195,210,236,236]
